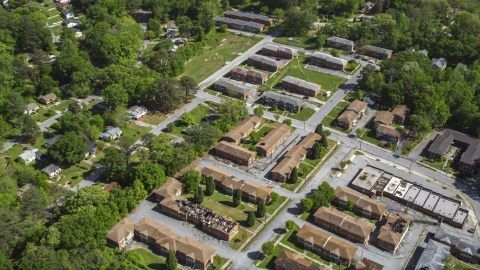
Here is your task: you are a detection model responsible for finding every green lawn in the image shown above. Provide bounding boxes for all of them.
[182,33,262,82]
[48,16,63,25]
[287,107,316,121]
[207,191,255,212]
[204,88,219,96]
[323,101,350,130]
[258,245,286,269]
[204,100,221,111]
[360,127,380,145]
[59,162,94,186]
[50,100,76,111]
[4,144,26,160]
[444,256,476,270]
[31,108,55,123]
[273,37,315,49]
[43,2,58,9]
[298,163,313,178]
[167,104,213,137]
[122,122,152,139]
[90,151,105,163]
[265,196,287,215]
[50,25,63,36]
[48,9,60,17]
[421,157,446,170]
[261,54,346,93]
[33,132,49,151]
[132,248,168,270]
[143,114,168,126]
[230,226,252,250]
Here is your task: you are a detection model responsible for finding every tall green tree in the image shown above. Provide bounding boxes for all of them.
[166,250,177,270]
[282,8,316,37]
[256,199,266,217]
[262,241,274,256]
[102,83,129,109]
[312,142,322,159]
[179,76,198,101]
[254,106,264,117]
[48,132,87,165]
[301,198,313,212]
[21,114,41,143]
[103,148,127,181]
[147,77,183,113]
[247,211,256,227]
[215,99,248,132]
[205,176,215,196]
[130,162,166,192]
[20,186,46,217]
[181,169,202,193]
[233,189,242,207]
[195,186,204,204]
[290,167,298,184]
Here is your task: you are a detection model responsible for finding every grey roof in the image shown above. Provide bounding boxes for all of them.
[106,126,122,136]
[214,78,252,95]
[18,149,38,161]
[264,91,303,107]
[282,76,320,93]
[428,129,480,165]
[361,45,393,56]
[26,103,39,111]
[43,135,62,147]
[62,9,73,15]
[64,19,79,24]
[263,44,298,55]
[418,49,428,55]
[435,226,480,257]
[35,150,45,160]
[248,54,283,67]
[311,52,348,65]
[224,10,271,22]
[214,17,264,29]
[415,240,450,270]
[327,36,354,47]
[87,142,97,154]
[41,164,61,175]
[405,47,415,52]
[432,58,447,69]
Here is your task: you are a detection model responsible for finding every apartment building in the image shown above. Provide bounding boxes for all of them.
[230,66,268,84]
[222,115,262,144]
[213,78,252,100]
[377,213,412,252]
[256,123,291,156]
[310,52,348,70]
[248,54,284,72]
[282,76,321,97]
[326,36,355,51]
[214,141,257,166]
[263,91,304,112]
[334,186,387,220]
[262,44,298,59]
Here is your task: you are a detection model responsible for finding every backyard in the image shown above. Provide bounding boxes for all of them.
[182,34,262,82]
[3,144,26,160]
[273,37,315,49]
[287,107,316,121]
[167,104,213,137]
[132,248,168,270]
[122,122,152,139]
[50,100,76,111]
[323,101,350,133]
[31,107,55,123]
[58,161,94,187]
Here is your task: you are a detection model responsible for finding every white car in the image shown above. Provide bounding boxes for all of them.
[54,101,60,105]
[368,60,375,64]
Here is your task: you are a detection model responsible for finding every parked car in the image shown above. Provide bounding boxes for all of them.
[276,57,282,61]
[303,96,309,99]
[368,60,376,64]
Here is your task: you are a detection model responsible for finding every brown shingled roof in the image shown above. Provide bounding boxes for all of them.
[377,124,401,137]
[220,176,245,190]
[201,165,232,184]
[355,258,384,270]
[348,100,367,112]
[256,123,291,153]
[231,66,248,76]
[241,181,272,202]
[337,110,358,124]
[134,217,173,239]
[153,178,182,199]
[223,115,261,143]
[391,105,408,119]
[274,250,327,270]
[335,186,387,217]
[374,111,394,125]
[314,207,372,240]
[107,217,136,243]
[246,69,268,79]
[377,213,412,248]
[215,141,256,161]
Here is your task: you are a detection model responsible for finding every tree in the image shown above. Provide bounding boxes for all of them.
[256,199,266,217]
[315,124,323,135]
[272,8,285,20]
[48,132,87,165]
[181,169,202,193]
[103,148,127,180]
[0,251,13,270]
[249,131,260,143]
[130,162,166,192]
[166,121,175,132]
[195,186,204,204]
[261,241,274,256]
[270,192,279,203]
[247,211,256,227]
[21,114,41,143]
[215,99,249,132]
[274,113,280,122]
[36,75,59,96]
[254,106,264,117]
[218,24,228,33]
[282,119,292,126]
[314,34,327,49]
[286,220,296,230]
[233,189,242,207]
[309,182,335,212]
[179,76,198,101]
[184,122,220,153]
[282,8,317,37]
[148,77,183,113]
[90,114,105,130]
[205,176,215,196]
[320,133,328,148]
[301,198,313,212]
[179,112,195,126]
[331,49,340,57]
[102,84,129,109]
[68,102,83,114]
[197,2,217,33]
[312,142,322,159]
[166,250,177,270]
[20,186,46,217]
[290,167,298,183]
[346,199,355,211]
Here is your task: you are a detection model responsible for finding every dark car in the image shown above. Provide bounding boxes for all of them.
[303,96,309,99]
[354,55,360,59]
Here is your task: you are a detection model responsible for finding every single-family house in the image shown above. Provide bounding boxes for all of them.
[128,106,148,120]
[63,19,79,28]
[18,149,39,164]
[363,1,375,10]
[376,124,401,144]
[85,142,98,158]
[24,103,39,115]
[418,49,428,56]
[373,111,394,126]
[326,36,355,51]
[282,76,321,97]
[263,91,303,112]
[43,135,62,148]
[41,164,62,179]
[391,105,409,124]
[164,22,179,32]
[73,28,82,38]
[360,45,393,60]
[39,93,57,104]
[432,58,447,70]
[310,52,348,70]
[61,9,74,19]
[101,126,122,141]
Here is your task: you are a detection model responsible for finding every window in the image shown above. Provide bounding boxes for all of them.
[186,256,195,267]
[330,253,339,263]
[460,252,472,263]
[140,234,148,243]
[160,247,168,256]
[362,209,371,219]
[304,240,313,251]
[226,187,233,196]
[338,200,346,208]
[249,194,256,204]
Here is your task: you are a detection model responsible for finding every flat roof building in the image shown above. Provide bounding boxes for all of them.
[351,166,384,196]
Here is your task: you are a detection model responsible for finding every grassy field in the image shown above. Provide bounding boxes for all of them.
[31,108,54,123]
[122,122,152,139]
[182,34,262,82]
[133,248,168,270]
[273,37,315,49]
[167,104,213,137]
[207,191,255,212]
[50,25,63,36]
[50,100,76,111]
[59,162,94,186]
[360,127,379,145]
[258,245,286,269]
[421,157,446,170]
[4,144,26,160]
[261,54,346,94]
[48,16,63,25]
[143,114,168,126]
[265,196,287,215]
[287,107,316,121]
[48,9,60,17]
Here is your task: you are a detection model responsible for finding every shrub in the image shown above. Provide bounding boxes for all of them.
[166,122,175,132]
[286,220,296,230]
[247,211,256,227]
[282,119,292,126]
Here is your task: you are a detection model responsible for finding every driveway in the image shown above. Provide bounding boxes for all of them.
[407,130,442,162]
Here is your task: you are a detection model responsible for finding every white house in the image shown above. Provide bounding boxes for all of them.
[101,126,123,141]
[24,103,39,115]
[62,9,74,19]
[63,19,79,28]
[73,28,82,38]
[41,164,62,179]
[128,106,148,120]
[18,149,39,164]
